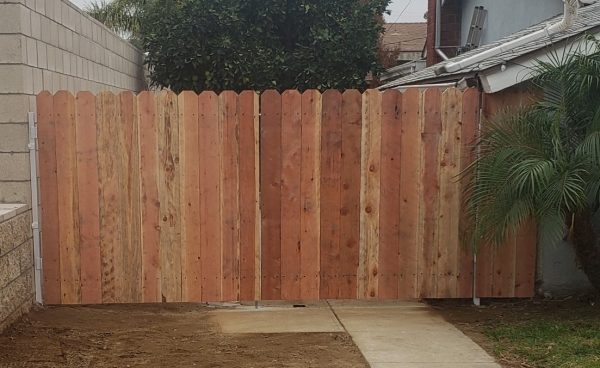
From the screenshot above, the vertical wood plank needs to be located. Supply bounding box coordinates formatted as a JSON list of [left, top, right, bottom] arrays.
[[75, 92, 101, 304], [419, 88, 442, 298], [339, 90, 362, 299], [199, 91, 222, 302], [38, 92, 62, 304], [138, 92, 161, 303], [220, 91, 241, 301], [378, 90, 402, 300], [493, 235, 517, 297], [436, 89, 463, 298], [179, 91, 201, 302], [398, 89, 421, 298], [260, 90, 282, 300], [359, 90, 382, 299], [280, 90, 302, 300], [239, 91, 260, 301], [476, 93, 499, 298], [97, 92, 120, 303], [320, 90, 343, 299], [300, 90, 321, 300], [157, 91, 182, 302], [514, 220, 537, 297], [54, 91, 81, 304], [118, 92, 142, 303], [457, 88, 479, 298]]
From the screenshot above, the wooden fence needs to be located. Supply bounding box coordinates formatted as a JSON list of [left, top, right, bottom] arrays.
[[36, 88, 537, 305]]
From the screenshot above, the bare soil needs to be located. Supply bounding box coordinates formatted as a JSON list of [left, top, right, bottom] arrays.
[[0, 304, 368, 368]]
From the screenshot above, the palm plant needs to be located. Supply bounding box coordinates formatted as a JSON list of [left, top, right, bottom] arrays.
[[465, 36, 600, 291], [86, 0, 150, 40]]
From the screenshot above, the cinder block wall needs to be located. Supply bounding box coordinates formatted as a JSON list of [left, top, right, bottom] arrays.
[[0, 204, 33, 330], [0, 0, 145, 331], [0, 0, 146, 204]]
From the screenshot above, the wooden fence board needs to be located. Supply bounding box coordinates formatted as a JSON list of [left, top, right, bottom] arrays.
[[97, 92, 120, 303], [37, 92, 61, 304], [38, 88, 539, 304], [378, 90, 402, 299], [339, 90, 362, 299], [157, 91, 182, 302], [260, 90, 282, 300], [398, 89, 421, 298], [457, 88, 478, 298], [419, 88, 442, 298], [54, 91, 80, 304], [239, 91, 260, 301], [75, 92, 101, 304], [320, 90, 343, 299], [220, 91, 241, 301], [138, 92, 161, 303], [280, 90, 302, 300], [300, 90, 321, 300], [199, 91, 222, 301], [359, 90, 382, 299], [515, 220, 537, 297], [119, 91, 142, 303], [179, 91, 201, 301], [436, 89, 463, 298]]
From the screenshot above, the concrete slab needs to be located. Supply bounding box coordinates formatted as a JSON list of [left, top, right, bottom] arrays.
[[209, 301, 500, 367], [332, 303, 500, 368], [210, 306, 344, 334]]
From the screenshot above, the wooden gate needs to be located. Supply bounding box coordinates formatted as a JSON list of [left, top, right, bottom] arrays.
[[36, 88, 536, 305]]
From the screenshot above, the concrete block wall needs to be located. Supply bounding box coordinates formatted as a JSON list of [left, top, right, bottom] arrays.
[[0, 0, 146, 204], [0, 0, 145, 331], [0, 204, 33, 330]]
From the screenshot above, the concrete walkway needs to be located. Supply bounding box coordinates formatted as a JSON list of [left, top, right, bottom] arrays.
[[210, 301, 500, 368]]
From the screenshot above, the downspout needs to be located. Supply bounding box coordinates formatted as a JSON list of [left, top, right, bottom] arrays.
[[28, 112, 43, 304], [435, 0, 579, 75], [435, 0, 450, 61]]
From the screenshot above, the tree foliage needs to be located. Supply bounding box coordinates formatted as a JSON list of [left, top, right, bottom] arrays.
[[138, 0, 390, 92], [464, 36, 600, 290]]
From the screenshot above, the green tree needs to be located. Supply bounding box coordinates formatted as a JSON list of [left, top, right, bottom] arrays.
[[139, 0, 389, 92], [464, 37, 600, 290]]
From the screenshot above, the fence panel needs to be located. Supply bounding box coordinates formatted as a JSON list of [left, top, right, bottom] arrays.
[[36, 88, 537, 304]]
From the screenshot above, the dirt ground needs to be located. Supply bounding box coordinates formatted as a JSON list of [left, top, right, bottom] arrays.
[[430, 297, 600, 368], [0, 304, 368, 368]]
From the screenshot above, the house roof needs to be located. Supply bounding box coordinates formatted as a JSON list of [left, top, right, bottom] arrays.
[[381, 23, 427, 52], [381, 2, 600, 89]]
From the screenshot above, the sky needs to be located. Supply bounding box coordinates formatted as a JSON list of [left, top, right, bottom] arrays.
[[70, 0, 427, 23]]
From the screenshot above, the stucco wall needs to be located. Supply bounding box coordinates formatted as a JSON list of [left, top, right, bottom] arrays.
[[459, 0, 564, 46], [0, 204, 33, 331], [0, 0, 146, 205]]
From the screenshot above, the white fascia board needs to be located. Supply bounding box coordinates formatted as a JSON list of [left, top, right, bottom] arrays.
[[479, 31, 600, 94]]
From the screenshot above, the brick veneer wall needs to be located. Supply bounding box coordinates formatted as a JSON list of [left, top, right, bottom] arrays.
[[0, 205, 33, 331]]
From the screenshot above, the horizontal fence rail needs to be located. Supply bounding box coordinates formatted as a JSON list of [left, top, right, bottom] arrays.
[[36, 88, 536, 305]]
